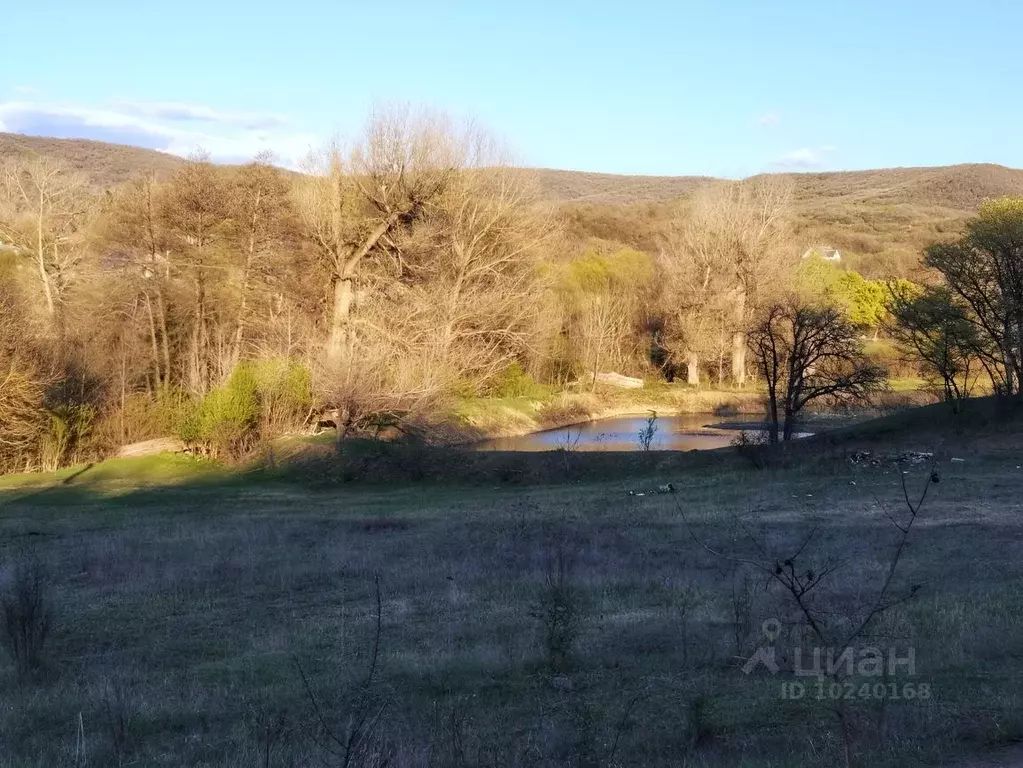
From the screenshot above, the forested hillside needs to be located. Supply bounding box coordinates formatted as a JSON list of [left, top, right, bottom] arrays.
[[2, 120, 1023, 473]]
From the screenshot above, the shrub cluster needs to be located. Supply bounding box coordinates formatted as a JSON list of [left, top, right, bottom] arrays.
[[180, 359, 311, 459]]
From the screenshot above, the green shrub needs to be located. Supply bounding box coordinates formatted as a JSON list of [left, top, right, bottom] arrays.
[[181, 367, 260, 458], [39, 403, 95, 472], [181, 359, 312, 458], [487, 362, 551, 399], [251, 358, 313, 437]]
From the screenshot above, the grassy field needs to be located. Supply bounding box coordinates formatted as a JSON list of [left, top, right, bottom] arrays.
[[0, 400, 1021, 767]]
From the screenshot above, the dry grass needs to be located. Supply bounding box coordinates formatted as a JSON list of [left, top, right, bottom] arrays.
[[0, 401, 1020, 766]]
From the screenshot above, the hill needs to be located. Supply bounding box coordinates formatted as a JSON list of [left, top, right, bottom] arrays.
[[554, 164, 1023, 274], [4, 131, 1023, 275], [5, 131, 1022, 208], [0, 132, 186, 188], [528, 167, 716, 204]]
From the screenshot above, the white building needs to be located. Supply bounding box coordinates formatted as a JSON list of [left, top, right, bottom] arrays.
[[801, 246, 841, 262]]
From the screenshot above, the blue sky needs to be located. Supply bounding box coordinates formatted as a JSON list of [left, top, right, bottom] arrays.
[[1, 0, 1020, 176]]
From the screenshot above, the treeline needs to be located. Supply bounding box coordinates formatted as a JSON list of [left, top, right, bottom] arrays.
[[1, 107, 1021, 471]]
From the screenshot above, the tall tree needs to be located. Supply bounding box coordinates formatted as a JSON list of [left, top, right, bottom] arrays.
[[405, 165, 556, 386], [660, 203, 732, 385], [104, 173, 174, 389], [924, 198, 1023, 397], [293, 107, 459, 360], [0, 157, 93, 330], [660, 178, 791, 386], [887, 283, 986, 410], [162, 152, 231, 394], [749, 299, 886, 442], [229, 154, 294, 368]]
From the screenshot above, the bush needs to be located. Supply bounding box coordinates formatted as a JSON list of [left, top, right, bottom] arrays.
[[537, 395, 592, 427], [0, 358, 49, 474], [254, 359, 313, 437], [0, 560, 54, 681], [181, 366, 260, 458], [39, 403, 96, 472], [731, 429, 769, 469], [94, 389, 192, 449], [486, 362, 552, 400], [181, 359, 312, 459], [39, 354, 106, 470], [531, 537, 582, 676]]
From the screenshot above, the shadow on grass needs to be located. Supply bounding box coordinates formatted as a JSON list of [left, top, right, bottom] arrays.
[[2, 396, 1021, 512]]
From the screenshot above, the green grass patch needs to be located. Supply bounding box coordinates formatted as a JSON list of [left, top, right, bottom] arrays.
[[0, 452, 224, 495]]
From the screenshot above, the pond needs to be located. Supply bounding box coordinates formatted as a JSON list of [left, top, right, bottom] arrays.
[[474, 413, 802, 452]]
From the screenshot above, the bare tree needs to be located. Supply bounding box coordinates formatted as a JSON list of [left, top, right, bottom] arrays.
[[229, 153, 294, 368], [660, 196, 732, 385], [294, 107, 460, 361], [315, 337, 449, 450], [0, 282, 50, 471], [161, 151, 231, 394], [723, 178, 793, 386], [660, 178, 792, 386], [749, 299, 887, 442], [0, 156, 94, 329], [103, 173, 174, 389], [404, 164, 556, 387], [578, 292, 633, 390]]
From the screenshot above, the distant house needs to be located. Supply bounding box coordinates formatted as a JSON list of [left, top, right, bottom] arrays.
[[801, 246, 841, 262]]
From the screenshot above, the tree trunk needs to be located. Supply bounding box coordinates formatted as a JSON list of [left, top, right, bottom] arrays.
[[232, 194, 260, 369], [732, 331, 746, 388], [144, 292, 162, 388], [327, 274, 357, 361], [155, 286, 171, 390], [782, 404, 795, 441], [1016, 313, 1023, 398], [191, 266, 210, 394], [732, 289, 747, 387], [35, 201, 56, 318], [324, 213, 400, 362], [1001, 325, 1016, 397], [687, 352, 700, 386], [767, 389, 780, 444]]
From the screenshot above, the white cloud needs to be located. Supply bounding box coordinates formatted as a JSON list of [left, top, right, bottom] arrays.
[[755, 111, 780, 127], [772, 145, 837, 170], [112, 100, 291, 129], [0, 100, 319, 168]]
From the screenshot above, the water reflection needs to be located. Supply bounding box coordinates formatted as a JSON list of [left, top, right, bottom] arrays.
[[474, 413, 788, 452]]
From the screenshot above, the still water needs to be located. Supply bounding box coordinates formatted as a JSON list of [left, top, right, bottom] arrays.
[[474, 413, 771, 452]]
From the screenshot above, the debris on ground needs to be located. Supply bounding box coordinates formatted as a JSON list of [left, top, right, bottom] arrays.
[[848, 450, 935, 467], [628, 482, 675, 497]]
